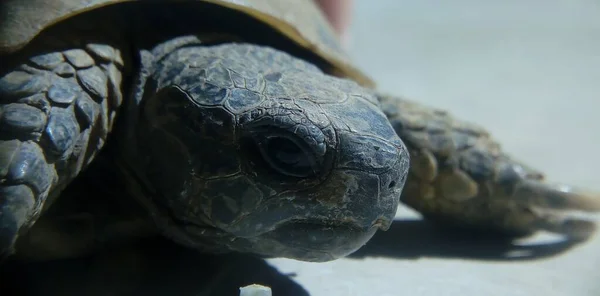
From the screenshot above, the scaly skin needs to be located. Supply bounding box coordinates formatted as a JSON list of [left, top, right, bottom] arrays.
[[3, 34, 408, 262], [4, 38, 600, 263], [116, 39, 406, 262], [1, 6, 599, 264], [379, 94, 600, 240], [0, 25, 128, 257]]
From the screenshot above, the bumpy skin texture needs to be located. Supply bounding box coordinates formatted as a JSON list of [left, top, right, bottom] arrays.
[[3, 35, 600, 264], [2, 32, 599, 265], [1, 9, 599, 267], [0, 29, 126, 256], [379, 94, 600, 240], [118, 39, 407, 262]]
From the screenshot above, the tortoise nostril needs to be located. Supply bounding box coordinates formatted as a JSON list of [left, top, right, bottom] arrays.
[[388, 181, 396, 188]]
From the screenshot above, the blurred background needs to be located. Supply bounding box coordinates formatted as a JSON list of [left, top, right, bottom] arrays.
[[268, 1, 600, 295]]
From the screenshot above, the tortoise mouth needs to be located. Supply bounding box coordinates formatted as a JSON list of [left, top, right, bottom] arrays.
[[259, 220, 381, 260]]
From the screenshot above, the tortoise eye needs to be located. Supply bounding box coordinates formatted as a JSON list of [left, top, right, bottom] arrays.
[[240, 109, 327, 179], [257, 135, 316, 178]]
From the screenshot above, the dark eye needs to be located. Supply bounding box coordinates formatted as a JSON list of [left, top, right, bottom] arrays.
[[257, 136, 316, 178]]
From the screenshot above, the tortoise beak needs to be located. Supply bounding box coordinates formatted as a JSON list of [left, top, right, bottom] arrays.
[[258, 220, 382, 261], [372, 217, 393, 231]]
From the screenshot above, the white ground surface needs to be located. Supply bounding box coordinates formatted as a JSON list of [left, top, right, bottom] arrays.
[[267, 1, 600, 295]]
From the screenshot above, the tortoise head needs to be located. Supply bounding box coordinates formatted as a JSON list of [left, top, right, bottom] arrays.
[[131, 43, 409, 262]]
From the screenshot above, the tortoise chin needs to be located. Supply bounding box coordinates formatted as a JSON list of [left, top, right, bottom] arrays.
[[124, 43, 409, 261], [252, 221, 381, 262]]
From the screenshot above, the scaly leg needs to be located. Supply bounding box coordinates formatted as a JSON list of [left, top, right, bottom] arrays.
[[378, 94, 600, 240], [0, 31, 127, 257]]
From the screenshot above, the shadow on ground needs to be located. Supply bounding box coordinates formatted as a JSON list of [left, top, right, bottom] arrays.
[[0, 219, 586, 296], [350, 218, 585, 261], [0, 238, 309, 296]]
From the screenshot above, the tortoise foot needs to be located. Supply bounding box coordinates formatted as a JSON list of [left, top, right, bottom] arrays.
[[377, 93, 600, 241], [0, 36, 126, 256]]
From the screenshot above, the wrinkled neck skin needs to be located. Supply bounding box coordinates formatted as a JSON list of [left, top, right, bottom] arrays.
[[116, 35, 409, 262], [118, 36, 232, 253]]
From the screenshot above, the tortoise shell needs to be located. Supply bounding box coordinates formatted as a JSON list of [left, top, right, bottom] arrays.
[[0, 0, 375, 87]]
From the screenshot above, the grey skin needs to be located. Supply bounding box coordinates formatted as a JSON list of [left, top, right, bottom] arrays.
[[0, 32, 407, 261], [117, 39, 408, 261], [1, 6, 598, 265]]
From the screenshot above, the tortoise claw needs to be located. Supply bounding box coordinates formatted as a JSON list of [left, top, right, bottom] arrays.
[[514, 179, 600, 212], [534, 215, 596, 241], [512, 180, 599, 241], [401, 176, 600, 241]]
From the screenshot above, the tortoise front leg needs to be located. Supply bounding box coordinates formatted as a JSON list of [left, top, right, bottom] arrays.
[[0, 36, 127, 257], [377, 94, 600, 240]]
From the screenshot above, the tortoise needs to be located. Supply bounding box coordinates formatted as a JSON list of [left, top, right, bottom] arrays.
[[1, 0, 599, 270]]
